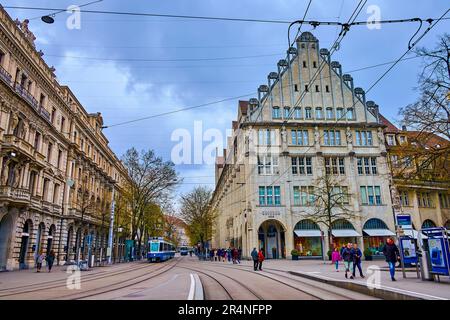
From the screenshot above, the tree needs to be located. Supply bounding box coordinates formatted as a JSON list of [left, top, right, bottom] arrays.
[[179, 186, 215, 249], [399, 33, 450, 178], [301, 173, 359, 249], [121, 148, 179, 257]]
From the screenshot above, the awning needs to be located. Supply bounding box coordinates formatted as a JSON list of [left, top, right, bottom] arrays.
[[332, 229, 361, 237], [363, 229, 395, 237], [402, 229, 428, 239], [294, 230, 322, 237]]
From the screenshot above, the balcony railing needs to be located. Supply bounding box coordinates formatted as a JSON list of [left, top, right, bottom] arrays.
[[3, 134, 34, 157], [15, 84, 39, 110], [0, 65, 12, 86], [39, 106, 51, 122], [0, 186, 31, 202]]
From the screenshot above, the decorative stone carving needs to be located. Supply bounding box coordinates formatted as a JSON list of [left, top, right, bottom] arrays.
[[10, 112, 19, 134], [346, 127, 353, 144], [377, 128, 385, 145], [14, 19, 36, 47]]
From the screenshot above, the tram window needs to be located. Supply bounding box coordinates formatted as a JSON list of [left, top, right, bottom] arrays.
[[160, 243, 164, 251]]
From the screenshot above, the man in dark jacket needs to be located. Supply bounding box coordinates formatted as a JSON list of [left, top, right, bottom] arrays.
[[251, 248, 258, 271], [341, 243, 354, 279], [352, 243, 364, 278], [383, 238, 400, 281]]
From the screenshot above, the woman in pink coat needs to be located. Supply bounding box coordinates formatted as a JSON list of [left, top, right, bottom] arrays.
[[331, 247, 341, 272]]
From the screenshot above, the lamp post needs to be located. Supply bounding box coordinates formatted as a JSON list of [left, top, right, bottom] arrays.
[[107, 184, 115, 264]]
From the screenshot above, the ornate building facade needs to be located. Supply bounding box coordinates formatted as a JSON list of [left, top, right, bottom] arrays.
[[211, 32, 396, 259], [0, 8, 128, 271]]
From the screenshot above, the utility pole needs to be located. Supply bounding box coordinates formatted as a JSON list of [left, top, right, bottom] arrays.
[[107, 185, 115, 264]]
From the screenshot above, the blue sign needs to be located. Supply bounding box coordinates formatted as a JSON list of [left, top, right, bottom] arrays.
[[422, 227, 450, 277], [399, 237, 417, 265], [397, 214, 412, 229]]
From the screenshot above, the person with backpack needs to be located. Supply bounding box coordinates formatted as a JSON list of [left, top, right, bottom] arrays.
[[352, 243, 364, 278], [251, 248, 258, 271], [341, 243, 354, 279]]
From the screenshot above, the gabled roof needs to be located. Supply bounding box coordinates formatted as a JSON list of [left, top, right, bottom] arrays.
[[405, 131, 450, 148], [379, 114, 399, 133]]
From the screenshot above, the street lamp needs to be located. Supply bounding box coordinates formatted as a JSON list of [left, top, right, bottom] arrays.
[[41, 15, 55, 24]]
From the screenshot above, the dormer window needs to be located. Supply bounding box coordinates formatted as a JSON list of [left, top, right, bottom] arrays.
[[387, 135, 395, 146], [399, 136, 406, 144]]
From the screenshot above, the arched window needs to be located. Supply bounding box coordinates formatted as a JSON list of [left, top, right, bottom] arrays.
[[331, 219, 355, 230], [421, 219, 436, 229], [363, 218, 388, 230], [295, 219, 320, 230]]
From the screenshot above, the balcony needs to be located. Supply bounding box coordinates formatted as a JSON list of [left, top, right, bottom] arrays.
[[39, 106, 51, 122], [15, 84, 39, 110], [0, 186, 31, 204], [0, 65, 12, 86], [3, 134, 34, 159]]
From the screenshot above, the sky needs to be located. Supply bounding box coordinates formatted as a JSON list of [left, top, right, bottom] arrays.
[[3, 0, 449, 206]]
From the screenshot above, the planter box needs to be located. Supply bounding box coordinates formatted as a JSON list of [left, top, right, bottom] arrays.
[[292, 255, 299, 260]]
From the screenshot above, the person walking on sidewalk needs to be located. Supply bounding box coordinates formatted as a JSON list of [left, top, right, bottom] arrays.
[[341, 243, 354, 279], [46, 250, 56, 272], [36, 251, 45, 273], [331, 247, 341, 272], [352, 243, 364, 278], [383, 238, 400, 281], [251, 248, 259, 271], [257, 249, 265, 271], [237, 247, 242, 264], [227, 247, 232, 263]]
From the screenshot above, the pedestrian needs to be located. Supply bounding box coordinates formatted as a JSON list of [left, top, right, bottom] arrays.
[[232, 248, 239, 264], [46, 250, 56, 272], [383, 237, 400, 281], [331, 247, 341, 272], [339, 244, 346, 257], [352, 243, 364, 278], [36, 251, 45, 273], [222, 249, 227, 262], [251, 248, 259, 271], [237, 247, 242, 264], [227, 247, 232, 263], [341, 243, 354, 279], [257, 249, 265, 271], [209, 249, 214, 261]]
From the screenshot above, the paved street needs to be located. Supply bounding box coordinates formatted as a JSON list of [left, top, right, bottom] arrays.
[[1, 255, 447, 300]]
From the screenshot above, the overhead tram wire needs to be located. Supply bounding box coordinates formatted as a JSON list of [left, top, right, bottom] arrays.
[[216, 6, 450, 212]]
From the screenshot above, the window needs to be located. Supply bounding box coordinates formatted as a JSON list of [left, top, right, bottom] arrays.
[[294, 107, 301, 119], [51, 107, 56, 124], [399, 136, 406, 144], [400, 191, 410, 206], [57, 149, 63, 169], [39, 94, 46, 107], [417, 192, 434, 208], [257, 155, 279, 175], [315, 85, 320, 92], [272, 106, 281, 119], [387, 135, 395, 146], [293, 186, 315, 206], [34, 131, 41, 150], [303, 61, 307, 68], [43, 179, 50, 201], [313, 61, 317, 68], [284, 107, 290, 119], [336, 108, 344, 119], [305, 85, 309, 92], [29, 171, 37, 196], [324, 157, 345, 175], [259, 186, 281, 206], [332, 186, 349, 204], [0, 50, 4, 65], [294, 84, 298, 92], [357, 157, 377, 175], [326, 107, 334, 119], [61, 116, 65, 132], [360, 186, 382, 205], [291, 156, 313, 175], [53, 184, 60, 204], [323, 130, 341, 146], [325, 85, 330, 92], [258, 129, 276, 145], [47, 142, 53, 162], [347, 108, 354, 120], [291, 130, 309, 146], [315, 107, 323, 119], [355, 130, 373, 146], [305, 107, 312, 119], [439, 193, 449, 208]]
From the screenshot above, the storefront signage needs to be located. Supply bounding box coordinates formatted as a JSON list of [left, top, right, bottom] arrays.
[[260, 210, 282, 218], [399, 237, 417, 264]]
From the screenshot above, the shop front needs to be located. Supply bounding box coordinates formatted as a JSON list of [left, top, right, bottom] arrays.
[[257, 220, 286, 259], [331, 219, 361, 248], [293, 220, 323, 258], [362, 218, 395, 256]]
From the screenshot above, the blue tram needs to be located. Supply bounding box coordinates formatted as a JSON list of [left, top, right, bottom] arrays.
[[147, 237, 176, 262]]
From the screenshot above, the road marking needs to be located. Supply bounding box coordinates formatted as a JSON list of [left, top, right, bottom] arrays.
[[187, 273, 195, 300]]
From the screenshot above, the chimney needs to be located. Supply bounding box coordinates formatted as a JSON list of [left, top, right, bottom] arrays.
[[402, 125, 407, 131]]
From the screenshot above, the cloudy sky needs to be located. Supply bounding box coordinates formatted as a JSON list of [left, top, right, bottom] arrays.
[[3, 0, 449, 204]]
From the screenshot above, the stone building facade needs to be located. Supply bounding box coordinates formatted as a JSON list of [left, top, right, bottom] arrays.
[[211, 32, 396, 259], [0, 8, 128, 271], [380, 115, 450, 235]]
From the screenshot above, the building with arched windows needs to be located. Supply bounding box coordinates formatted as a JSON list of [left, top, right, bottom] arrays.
[[210, 32, 396, 259], [0, 8, 129, 270]]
